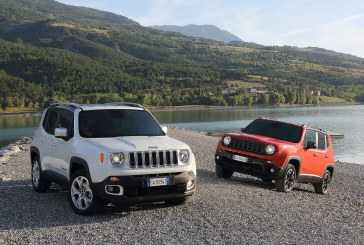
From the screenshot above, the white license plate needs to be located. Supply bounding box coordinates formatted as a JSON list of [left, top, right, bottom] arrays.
[[149, 177, 169, 187], [232, 155, 248, 163]]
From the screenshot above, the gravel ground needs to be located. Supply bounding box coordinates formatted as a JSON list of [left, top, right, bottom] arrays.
[[0, 128, 363, 245]]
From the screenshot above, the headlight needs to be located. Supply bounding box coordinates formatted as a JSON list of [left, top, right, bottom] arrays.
[[223, 136, 232, 146], [179, 149, 190, 163], [265, 145, 276, 155], [110, 153, 125, 165]]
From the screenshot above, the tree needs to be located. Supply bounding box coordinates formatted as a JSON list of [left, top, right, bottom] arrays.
[[1, 96, 9, 111]]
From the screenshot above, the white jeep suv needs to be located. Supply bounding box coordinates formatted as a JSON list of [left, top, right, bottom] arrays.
[[30, 103, 196, 215]]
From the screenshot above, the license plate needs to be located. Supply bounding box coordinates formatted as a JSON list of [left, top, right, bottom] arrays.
[[149, 177, 169, 187], [232, 155, 248, 163]]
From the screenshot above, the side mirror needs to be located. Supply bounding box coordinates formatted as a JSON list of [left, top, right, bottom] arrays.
[[305, 141, 316, 149], [55, 128, 68, 139], [241, 127, 245, 132], [161, 126, 168, 134]]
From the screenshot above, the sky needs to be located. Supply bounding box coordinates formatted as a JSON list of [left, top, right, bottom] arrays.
[[57, 0, 364, 58]]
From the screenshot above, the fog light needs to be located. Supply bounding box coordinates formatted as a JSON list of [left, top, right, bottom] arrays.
[[186, 180, 195, 191], [105, 185, 124, 196], [216, 155, 220, 160], [270, 168, 275, 173]]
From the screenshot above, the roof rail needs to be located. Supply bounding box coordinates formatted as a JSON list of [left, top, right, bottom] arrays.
[[50, 102, 82, 109], [104, 102, 144, 109]]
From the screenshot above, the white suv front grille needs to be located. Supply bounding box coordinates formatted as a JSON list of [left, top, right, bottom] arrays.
[[129, 150, 179, 169]]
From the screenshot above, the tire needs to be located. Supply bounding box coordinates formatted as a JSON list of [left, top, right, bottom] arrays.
[[216, 164, 234, 179], [69, 169, 99, 215], [276, 164, 296, 192], [313, 170, 332, 195], [165, 197, 188, 206], [31, 157, 51, 192]]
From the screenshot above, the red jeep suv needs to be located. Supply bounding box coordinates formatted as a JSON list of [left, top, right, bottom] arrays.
[[215, 119, 335, 194]]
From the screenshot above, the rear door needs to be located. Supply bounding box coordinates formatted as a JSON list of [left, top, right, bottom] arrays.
[[301, 129, 319, 176], [314, 132, 329, 176]]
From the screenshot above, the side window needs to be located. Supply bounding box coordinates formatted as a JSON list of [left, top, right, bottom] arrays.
[[57, 109, 74, 138], [304, 129, 317, 148], [45, 110, 58, 135], [318, 132, 327, 150]]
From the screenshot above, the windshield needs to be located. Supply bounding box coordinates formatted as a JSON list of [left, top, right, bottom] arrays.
[[79, 109, 164, 138], [244, 119, 303, 143]]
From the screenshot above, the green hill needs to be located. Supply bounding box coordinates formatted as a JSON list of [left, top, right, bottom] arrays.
[[0, 0, 363, 110]]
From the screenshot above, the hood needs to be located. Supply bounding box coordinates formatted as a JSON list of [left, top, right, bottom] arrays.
[[84, 136, 189, 152], [226, 132, 296, 146]]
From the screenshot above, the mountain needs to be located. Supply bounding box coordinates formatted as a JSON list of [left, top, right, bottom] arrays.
[[151, 24, 242, 43], [0, 0, 364, 110]]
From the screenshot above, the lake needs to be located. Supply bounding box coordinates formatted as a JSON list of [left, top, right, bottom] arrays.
[[0, 105, 363, 164]]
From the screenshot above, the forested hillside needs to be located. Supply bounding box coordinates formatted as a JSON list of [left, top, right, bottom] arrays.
[[151, 25, 242, 43], [0, 0, 364, 111]]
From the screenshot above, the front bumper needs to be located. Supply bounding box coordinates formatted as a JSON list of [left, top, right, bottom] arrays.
[[93, 171, 196, 205], [215, 151, 282, 179]]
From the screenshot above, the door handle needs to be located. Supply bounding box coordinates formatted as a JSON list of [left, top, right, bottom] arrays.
[[313, 153, 318, 157]]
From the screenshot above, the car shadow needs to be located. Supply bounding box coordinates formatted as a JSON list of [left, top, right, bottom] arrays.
[[0, 179, 180, 231], [197, 168, 315, 193], [197, 168, 275, 190]]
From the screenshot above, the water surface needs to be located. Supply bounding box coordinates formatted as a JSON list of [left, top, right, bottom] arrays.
[[0, 105, 363, 164]]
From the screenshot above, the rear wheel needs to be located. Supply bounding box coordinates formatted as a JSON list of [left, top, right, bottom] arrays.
[[31, 158, 51, 192], [313, 170, 332, 194], [276, 164, 296, 192], [69, 170, 99, 215], [216, 164, 234, 179]]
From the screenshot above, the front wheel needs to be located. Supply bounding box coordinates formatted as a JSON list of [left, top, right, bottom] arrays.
[[69, 170, 98, 215], [313, 170, 332, 194], [31, 158, 51, 192], [276, 164, 296, 192], [216, 164, 234, 179]]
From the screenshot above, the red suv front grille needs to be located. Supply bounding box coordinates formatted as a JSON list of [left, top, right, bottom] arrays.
[[230, 138, 266, 155]]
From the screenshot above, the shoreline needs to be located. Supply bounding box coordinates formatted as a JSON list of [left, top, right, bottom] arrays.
[[0, 102, 361, 115]]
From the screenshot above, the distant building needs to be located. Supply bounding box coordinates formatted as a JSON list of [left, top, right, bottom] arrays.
[[249, 88, 268, 94], [311, 90, 321, 96]]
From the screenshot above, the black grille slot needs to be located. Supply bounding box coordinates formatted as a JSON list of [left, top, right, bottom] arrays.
[[152, 152, 157, 166], [172, 151, 178, 164], [137, 152, 143, 166], [159, 151, 164, 165], [166, 151, 171, 165], [129, 153, 135, 167], [144, 152, 150, 166], [230, 138, 266, 155]]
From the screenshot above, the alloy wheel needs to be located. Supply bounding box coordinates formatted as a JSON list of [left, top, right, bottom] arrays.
[[284, 168, 296, 192], [71, 176, 94, 210], [32, 160, 40, 187]]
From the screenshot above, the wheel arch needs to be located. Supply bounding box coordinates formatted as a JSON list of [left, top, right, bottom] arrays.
[[326, 165, 335, 177], [30, 146, 40, 163], [286, 156, 301, 176], [69, 157, 90, 180]]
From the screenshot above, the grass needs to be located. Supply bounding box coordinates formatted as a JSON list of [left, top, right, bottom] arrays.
[[0, 107, 39, 114], [225, 80, 266, 89], [319, 96, 349, 104]]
